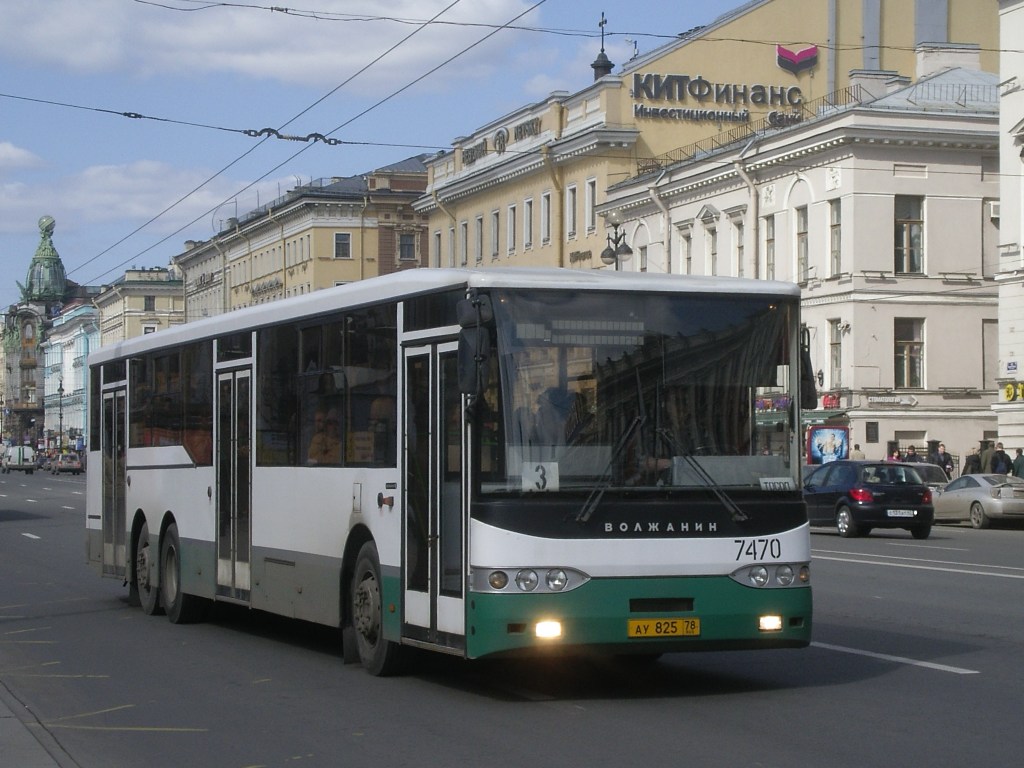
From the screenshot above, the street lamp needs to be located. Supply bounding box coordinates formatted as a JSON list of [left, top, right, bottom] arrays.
[[601, 210, 633, 270], [57, 378, 64, 453]]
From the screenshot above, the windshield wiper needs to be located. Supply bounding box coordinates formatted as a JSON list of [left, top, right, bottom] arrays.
[[574, 413, 644, 523], [657, 428, 749, 524]]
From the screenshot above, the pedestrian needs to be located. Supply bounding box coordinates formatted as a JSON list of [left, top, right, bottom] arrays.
[[990, 442, 1012, 474], [980, 442, 995, 476], [1013, 448, 1024, 478], [850, 443, 865, 459], [929, 443, 954, 478], [886, 449, 902, 462], [962, 447, 982, 475], [904, 445, 923, 463]]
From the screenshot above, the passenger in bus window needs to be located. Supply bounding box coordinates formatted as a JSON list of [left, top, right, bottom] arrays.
[[307, 407, 341, 465]]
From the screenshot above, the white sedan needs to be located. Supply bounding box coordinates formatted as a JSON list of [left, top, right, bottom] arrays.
[[933, 473, 1024, 528]]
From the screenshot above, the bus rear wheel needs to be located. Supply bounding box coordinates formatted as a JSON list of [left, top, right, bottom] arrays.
[[160, 523, 206, 624], [136, 520, 163, 615], [351, 542, 404, 676]]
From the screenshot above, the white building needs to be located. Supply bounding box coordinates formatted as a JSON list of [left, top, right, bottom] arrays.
[[603, 54, 1001, 465], [997, 0, 1024, 449]]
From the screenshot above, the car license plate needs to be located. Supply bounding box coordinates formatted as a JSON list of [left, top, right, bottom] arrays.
[[627, 618, 700, 638], [887, 509, 915, 518]]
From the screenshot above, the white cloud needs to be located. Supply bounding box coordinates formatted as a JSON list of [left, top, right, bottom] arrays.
[[0, 142, 42, 172]]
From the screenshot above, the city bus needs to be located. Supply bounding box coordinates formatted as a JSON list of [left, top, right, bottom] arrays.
[[85, 268, 814, 675]]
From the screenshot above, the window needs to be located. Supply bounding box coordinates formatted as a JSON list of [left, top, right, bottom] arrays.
[[448, 227, 456, 268], [894, 318, 923, 388], [708, 227, 718, 276], [433, 231, 441, 268], [585, 178, 597, 232], [894, 196, 923, 273], [795, 206, 808, 281], [490, 210, 500, 259], [144, 295, 156, 312], [524, 198, 534, 249], [829, 319, 842, 388], [683, 232, 692, 274], [765, 215, 775, 280], [507, 204, 517, 254], [541, 192, 551, 243], [829, 199, 842, 276], [334, 232, 352, 259], [399, 233, 416, 261], [735, 221, 745, 278], [566, 185, 578, 239], [459, 221, 468, 266], [475, 216, 484, 263]]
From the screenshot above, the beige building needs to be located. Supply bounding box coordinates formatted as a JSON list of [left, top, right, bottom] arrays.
[[175, 156, 430, 319], [997, 0, 1024, 451], [603, 60, 1001, 463], [93, 267, 185, 345]]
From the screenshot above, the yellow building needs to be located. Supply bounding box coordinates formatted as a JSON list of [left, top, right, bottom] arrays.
[[175, 156, 430, 319], [415, 0, 997, 271], [93, 267, 185, 345]]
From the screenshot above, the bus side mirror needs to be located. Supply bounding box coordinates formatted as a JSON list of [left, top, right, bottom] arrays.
[[458, 327, 491, 396]]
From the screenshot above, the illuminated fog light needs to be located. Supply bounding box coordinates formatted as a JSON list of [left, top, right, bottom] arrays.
[[798, 565, 810, 584], [515, 569, 539, 591], [749, 566, 769, 587], [546, 569, 568, 591], [535, 620, 562, 639], [488, 571, 509, 590], [759, 615, 784, 632], [775, 565, 795, 587]]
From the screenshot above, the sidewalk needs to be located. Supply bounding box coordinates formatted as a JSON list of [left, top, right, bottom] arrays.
[[0, 684, 64, 768]]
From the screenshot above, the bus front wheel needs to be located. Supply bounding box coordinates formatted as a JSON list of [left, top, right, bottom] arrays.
[[351, 542, 404, 676]]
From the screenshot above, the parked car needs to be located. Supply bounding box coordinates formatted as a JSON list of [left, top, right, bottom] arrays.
[[933, 473, 1024, 528], [913, 463, 951, 494], [803, 460, 933, 539], [52, 453, 83, 475]]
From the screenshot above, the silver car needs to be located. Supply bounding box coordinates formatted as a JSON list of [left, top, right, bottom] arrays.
[[932, 473, 1024, 528], [912, 463, 951, 494]]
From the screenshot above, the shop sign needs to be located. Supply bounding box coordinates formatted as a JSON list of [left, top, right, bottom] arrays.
[[632, 72, 804, 124], [462, 138, 488, 165]]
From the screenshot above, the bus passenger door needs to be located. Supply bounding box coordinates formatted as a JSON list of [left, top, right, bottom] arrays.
[[216, 368, 252, 601], [101, 388, 127, 578], [403, 343, 465, 649]]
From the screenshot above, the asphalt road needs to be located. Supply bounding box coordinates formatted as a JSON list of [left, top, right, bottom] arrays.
[[1, 470, 1022, 768]]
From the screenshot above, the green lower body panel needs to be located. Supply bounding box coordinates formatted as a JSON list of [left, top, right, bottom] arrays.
[[465, 576, 811, 659]]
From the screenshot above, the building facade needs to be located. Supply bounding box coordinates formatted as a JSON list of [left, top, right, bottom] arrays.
[[603, 62, 1001, 463], [93, 266, 185, 346], [174, 155, 430, 319], [41, 302, 100, 452], [413, 0, 1000, 466], [997, 0, 1024, 449]]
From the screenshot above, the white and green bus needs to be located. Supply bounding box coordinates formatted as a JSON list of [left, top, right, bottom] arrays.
[[86, 268, 814, 674]]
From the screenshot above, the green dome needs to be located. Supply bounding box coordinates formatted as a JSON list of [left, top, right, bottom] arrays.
[[21, 215, 67, 302]]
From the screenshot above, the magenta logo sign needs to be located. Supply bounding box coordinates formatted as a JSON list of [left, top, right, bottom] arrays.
[[776, 44, 818, 75]]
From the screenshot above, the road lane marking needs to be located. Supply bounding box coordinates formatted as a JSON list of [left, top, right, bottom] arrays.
[[21, 533, 41, 540], [812, 642, 979, 675], [813, 554, 1024, 579], [886, 542, 970, 552], [814, 548, 1024, 573], [61, 506, 75, 510]]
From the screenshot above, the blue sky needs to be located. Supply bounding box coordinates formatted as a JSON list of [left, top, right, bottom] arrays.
[[0, 0, 740, 309]]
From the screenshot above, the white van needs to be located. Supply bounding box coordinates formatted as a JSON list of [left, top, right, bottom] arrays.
[[2, 445, 36, 474]]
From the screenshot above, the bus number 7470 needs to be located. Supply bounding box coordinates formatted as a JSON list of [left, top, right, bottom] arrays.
[[735, 538, 782, 561]]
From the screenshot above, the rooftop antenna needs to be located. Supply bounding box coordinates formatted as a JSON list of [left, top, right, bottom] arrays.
[[625, 38, 639, 60]]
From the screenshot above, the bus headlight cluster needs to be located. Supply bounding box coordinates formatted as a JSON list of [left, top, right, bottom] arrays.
[[730, 563, 810, 589], [473, 567, 588, 594]]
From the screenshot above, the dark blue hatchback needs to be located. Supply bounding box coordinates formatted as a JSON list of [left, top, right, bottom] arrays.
[[803, 460, 933, 539]]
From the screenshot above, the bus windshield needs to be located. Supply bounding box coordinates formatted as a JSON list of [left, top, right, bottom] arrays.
[[480, 288, 799, 494]]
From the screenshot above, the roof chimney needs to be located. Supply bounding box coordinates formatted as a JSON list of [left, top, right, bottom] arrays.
[[916, 42, 982, 80]]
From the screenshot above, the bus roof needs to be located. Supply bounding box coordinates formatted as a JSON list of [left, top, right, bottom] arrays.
[[87, 267, 800, 366]]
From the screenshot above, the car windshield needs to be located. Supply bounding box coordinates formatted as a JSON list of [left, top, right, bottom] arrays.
[[860, 464, 924, 484], [915, 465, 948, 484], [982, 474, 1024, 486]]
